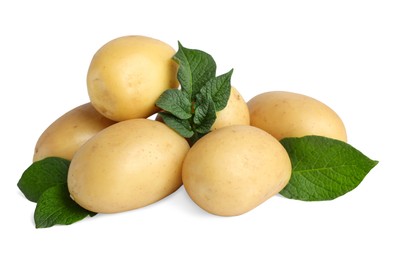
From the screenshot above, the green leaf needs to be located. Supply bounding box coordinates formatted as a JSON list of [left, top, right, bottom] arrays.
[[17, 157, 70, 202], [34, 184, 96, 228], [173, 42, 217, 99], [156, 42, 233, 144], [194, 93, 217, 134], [200, 69, 234, 111], [279, 136, 379, 201], [159, 112, 194, 138], [156, 89, 192, 119]]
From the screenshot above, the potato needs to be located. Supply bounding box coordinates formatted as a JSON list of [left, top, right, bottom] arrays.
[[87, 35, 179, 121], [211, 87, 250, 130], [33, 103, 116, 162], [67, 119, 190, 213], [182, 125, 291, 216], [248, 91, 347, 142]]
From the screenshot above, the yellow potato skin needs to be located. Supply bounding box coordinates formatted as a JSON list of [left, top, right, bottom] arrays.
[[248, 91, 347, 142], [33, 103, 116, 162], [67, 119, 190, 213], [211, 87, 250, 130], [182, 125, 291, 216], [87, 35, 179, 121]]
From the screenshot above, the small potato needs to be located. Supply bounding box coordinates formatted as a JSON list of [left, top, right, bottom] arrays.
[[33, 103, 116, 161], [248, 91, 347, 142], [211, 87, 250, 130], [182, 125, 291, 216], [67, 119, 190, 213], [87, 35, 179, 121]]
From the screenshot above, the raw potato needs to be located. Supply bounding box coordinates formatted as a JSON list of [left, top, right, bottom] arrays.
[[211, 87, 250, 130], [67, 119, 190, 213], [248, 91, 347, 142], [182, 125, 291, 216], [87, 35, 179, 121], [33, 103, 116, 161]]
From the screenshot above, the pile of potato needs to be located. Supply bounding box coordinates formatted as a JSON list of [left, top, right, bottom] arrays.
[[34, 35, 347, 216]]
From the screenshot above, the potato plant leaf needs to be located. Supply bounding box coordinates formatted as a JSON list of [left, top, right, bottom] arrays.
[[173, 42, 217, 99], [156, 42, 233, 145], [155, 89, 192, 119], [158, 112, 194, 138], [200, 69, 233, 111], [34, 184, 96, 228], [18, 157, 97, 228], [17, 157, 70, 202], [279, 136, 379, 201], [194, 93, 217, 133]]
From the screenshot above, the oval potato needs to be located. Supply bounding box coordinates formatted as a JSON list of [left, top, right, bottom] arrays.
[[67, 119, 190, 213], [33, 103, 116, 161], [87, 35, 179, 121], [248, 91, 347, 142], [211, 87, 250, 130], [182, 125, 291, 216]]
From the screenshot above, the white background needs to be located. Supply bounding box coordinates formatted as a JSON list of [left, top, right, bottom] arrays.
[[1, 0, 404, 259]]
